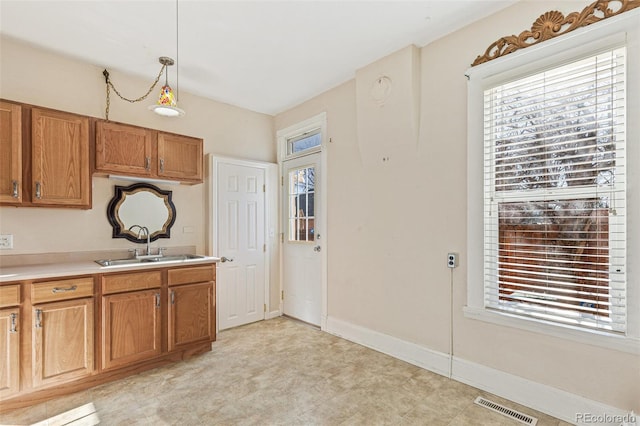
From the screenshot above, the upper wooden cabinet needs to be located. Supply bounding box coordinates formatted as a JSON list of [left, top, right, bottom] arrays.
[[95, 120, 203, 184], [0, 103, 91, 208], [31, 108, 91, 208], [95, 121, 154, 177], [0, 101, 23, 203], [157, 132, 203, 183]]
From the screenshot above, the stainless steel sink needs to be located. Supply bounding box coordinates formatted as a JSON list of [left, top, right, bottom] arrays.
[[95, 254, 206, 267]]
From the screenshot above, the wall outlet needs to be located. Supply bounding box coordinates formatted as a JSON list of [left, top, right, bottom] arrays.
[[447, 252, 458, 268], [0, 234, 14, 249]]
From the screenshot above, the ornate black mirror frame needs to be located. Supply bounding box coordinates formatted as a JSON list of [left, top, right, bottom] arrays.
[[107, 183, 177, 243]]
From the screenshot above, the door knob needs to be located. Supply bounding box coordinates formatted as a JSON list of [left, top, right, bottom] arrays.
[[221, 256, 234, 263], [313, 246, 321, 252]]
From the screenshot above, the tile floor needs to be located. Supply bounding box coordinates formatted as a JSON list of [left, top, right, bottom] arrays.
[[1, 317, 573, 425]]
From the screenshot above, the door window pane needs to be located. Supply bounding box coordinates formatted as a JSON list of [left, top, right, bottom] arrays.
[[288, 166, 315, 242]]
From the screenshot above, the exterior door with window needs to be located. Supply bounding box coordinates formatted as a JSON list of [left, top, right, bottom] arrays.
[[282, 152, 321, 326], [217, 162, 266, 330]]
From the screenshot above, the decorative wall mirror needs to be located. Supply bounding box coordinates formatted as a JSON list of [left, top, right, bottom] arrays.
[[107, 183, 177, 243]]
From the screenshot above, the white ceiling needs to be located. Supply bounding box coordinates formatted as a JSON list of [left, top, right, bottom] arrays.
[[0, 0, 517, 115]]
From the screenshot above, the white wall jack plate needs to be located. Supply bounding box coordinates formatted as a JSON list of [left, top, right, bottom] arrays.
[[0, 234, 14, 249], [447, 252, 458, 268]]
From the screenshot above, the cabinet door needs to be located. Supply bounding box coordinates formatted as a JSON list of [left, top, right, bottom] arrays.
[[0, 308, 20, 398], [32, 298, 94, 388], [0, 101, 22, 203], [102, 290, 162, 370], [31, 108, 90, 208], [168, 282, 214, 351], [95, 121, 154, 177], [157, 133, 203, 183]]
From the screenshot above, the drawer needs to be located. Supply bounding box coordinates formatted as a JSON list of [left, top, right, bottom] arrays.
[[32, 277, 94, 304], [168, 265, 215, 286], [0, 285, 20, 308], [102, 271, 162, 295]]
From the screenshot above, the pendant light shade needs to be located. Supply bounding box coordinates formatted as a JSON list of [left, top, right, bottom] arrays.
[[149, 57, 185, 117]]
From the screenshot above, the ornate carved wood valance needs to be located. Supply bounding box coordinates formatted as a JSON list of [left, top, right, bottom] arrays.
[[472, 0, 640, 67]]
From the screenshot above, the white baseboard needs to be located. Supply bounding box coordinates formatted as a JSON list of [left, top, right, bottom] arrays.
[[325, 315, 450, 376], [325, 315, 633, 425]]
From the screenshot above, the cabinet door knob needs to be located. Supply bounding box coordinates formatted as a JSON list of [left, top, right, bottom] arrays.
[[12, 180, 19, 198], [171, 290, 175, 305], [155, 293, 161, 308], [145, 157, 151, 171], [159, 159, 165, 173], [35, 182, 42, 199]]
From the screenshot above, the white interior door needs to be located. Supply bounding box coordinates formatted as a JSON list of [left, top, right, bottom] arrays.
[[217, 162, 266, 330], [282, 152, 322, 326]]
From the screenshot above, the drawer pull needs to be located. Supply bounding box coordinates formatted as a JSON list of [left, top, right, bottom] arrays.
[[155, 293, 161, 308], [9, 313, 18, 333], [12, 180, 19, 198], [170, 290, 175, 305], [35, 309, 42, 328], [159, 158, 165, 173], [145, 156, 151, 171], [35, 182, 42, 199], [52, 285, 78, 293]]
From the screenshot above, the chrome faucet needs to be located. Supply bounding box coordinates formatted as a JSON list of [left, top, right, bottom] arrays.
[[128, 225, 151, 257]]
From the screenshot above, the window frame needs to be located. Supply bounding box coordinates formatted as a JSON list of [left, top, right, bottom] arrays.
[[465, 10, 640, 354]]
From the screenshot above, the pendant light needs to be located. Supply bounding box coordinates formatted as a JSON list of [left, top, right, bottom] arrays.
[[150, 0, 184, 117], [102, 0, 185, 119], [148, 56, 185, 117]]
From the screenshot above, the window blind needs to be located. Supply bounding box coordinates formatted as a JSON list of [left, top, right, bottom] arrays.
[[483, 47, 627, 333]]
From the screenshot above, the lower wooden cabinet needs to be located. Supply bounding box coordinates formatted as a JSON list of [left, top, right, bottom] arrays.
[[168, 281, 214, 351], [0, 262, 216, 412], [0, 307, 20, 398], [102, 289, 162, 370], [31, 298, 94, 388]]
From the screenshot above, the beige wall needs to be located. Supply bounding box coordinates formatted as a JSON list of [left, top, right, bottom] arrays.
[[0, 36, 275, 256], [275, 0, 639, 412]]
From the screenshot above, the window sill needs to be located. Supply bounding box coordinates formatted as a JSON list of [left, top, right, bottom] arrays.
[[463, 306, 640, 355]]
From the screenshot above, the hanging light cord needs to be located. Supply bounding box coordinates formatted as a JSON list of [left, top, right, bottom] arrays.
[[175, 0, 180, 102], [102, 65, 166, 120]]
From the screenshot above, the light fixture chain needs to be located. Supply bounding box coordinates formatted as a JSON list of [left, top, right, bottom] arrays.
[[103, 65, 166, 120]]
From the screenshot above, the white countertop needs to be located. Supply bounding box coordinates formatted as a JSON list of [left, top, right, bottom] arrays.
[[0, 256, 220, 283]]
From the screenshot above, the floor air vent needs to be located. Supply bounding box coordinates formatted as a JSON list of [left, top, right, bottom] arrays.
[[474, 396, 538, 425]]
